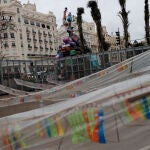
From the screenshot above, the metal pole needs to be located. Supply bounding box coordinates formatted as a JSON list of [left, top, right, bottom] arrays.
[[0, 57, 4, 85], [77, 56, 80, 78], [7, 60, 10, 87], [24, 60, 27, 75], [109, 50, 113, 66]]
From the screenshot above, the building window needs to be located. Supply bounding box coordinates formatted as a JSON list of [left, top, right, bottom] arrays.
[[42, 24, 45, 28], [48, 32, 52, 37], [18, 17, 21, 22], [4, 42, 8, 48], [47, 25, 50, 29], [26, 27, 30, 33], [21, 42, 23, 47], [17, 8, 20, 13], [36, 22, 40, 27], [32, 29, 36, 34], [4, 33, 8, 39], [27, 34, 30, 38], [30, 21, 35, 25], [24, 19, 29, 24], [9, 24, 15, 30], [20, 34, 22, 39], [12, 42, 16, 47], [10, 33, 15, 38]]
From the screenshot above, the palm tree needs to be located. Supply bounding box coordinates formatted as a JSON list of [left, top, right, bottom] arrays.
[[87, 1, 109, 68], [145, 0, 150, 45], [87, 1, 104, 51], [118, 0, 130, 48], [77, 7, 86, 53]]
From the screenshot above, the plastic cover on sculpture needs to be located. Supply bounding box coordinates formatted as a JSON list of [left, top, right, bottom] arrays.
[[14, 78, 55, 90], [0, 50, 149, 107], [0, 84, 31, 96], [0, 73, 150, 150]]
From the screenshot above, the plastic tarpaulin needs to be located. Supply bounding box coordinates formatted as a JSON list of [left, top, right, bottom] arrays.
[[0, 84, 30, 96], [14, 79, 55, 90], [0, 74, 149, 150], [0, 50, 149, 108]]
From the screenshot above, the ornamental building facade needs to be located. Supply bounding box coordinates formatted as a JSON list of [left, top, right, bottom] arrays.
[[0, 0, 57, 60]]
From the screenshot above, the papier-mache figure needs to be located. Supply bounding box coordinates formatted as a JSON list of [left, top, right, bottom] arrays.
[[67, 26, 74, 37], [63, 7, 68, 25], [67, 12, 73, 28]]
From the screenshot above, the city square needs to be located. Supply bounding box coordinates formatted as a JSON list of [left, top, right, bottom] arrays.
[[0, 0, 150, 150]]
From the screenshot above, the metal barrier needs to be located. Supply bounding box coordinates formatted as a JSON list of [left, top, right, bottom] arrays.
[[51, 46, 150, 81], [0, 45, 149, 87]]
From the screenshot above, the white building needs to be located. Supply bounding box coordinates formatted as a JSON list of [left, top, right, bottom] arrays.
[[0, 0, 57, 60], [58, 19, 123, 53], [0, 0, 12, 4], [58, 20, 98, 53]]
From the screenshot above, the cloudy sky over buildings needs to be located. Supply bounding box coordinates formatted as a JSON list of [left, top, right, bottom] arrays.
[[22, 0, 146, 41]]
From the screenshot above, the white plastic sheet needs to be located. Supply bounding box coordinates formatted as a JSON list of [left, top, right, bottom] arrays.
[[0, 74, 149, 150], [0, 84, 30, 96], [14, 78, 55, 90], [0, 51, 149, 108]]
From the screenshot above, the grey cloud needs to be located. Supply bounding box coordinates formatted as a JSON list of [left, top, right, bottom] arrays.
[[21, 0, 148, 41]]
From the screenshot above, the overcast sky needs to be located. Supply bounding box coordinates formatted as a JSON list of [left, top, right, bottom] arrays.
[[21, 0, 148, 41]]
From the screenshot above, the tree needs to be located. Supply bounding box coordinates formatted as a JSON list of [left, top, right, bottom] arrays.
[[118, 0, 130, 48], [144, 0, 150, 45], [77, 7, 86, 53], [87, 1, 104, 51], [87, 1, 109, 68]]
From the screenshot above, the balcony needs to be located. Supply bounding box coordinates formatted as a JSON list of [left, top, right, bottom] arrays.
[[4, 44, 9, 48], [27, 38, 31, 42], [28, 45, 32, 50], [48, 33, 52, 38], [40, 46, 43, 51], [32, 30, 36, 35], [12, 43, 16, 47], [39, 39, 43, 43], [49, 40, 52, 45], [33, 38, 37, 42], [50, 47, 53, 51], [44, 40, 48, 44], [34, 46, 38, 50], [26, 29, 30, 33], [43, 32, 47, 37], [9, 24, 15, 30], [45, 47, 49, 51], [4, 36, 8, 39], [10, 36, 15, 39], [38, 31, 42, 35]]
